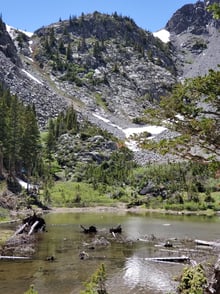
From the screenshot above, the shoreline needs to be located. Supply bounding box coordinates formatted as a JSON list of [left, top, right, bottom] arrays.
[[46, 205, 220, 216], [1, 205, 219, 225]]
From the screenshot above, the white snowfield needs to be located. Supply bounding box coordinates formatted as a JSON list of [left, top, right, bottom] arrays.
[[21, 69, 43, 85], [92, 113, 167, 152], [6, 24, 33, 39], [123, 126, 166, 152], [153, 29, 170, 43], [6, 25, 34, 62], [123, 125, 167, 138]]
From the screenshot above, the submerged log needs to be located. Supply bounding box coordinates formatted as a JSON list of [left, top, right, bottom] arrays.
[[80, 225, 97, 234], [164, 240, 173, 248], [145, 256, 190, 264]]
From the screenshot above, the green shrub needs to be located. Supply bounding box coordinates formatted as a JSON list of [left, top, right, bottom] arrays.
[[178, 265, 207, 294], [24, 285, 38, 294], [80, 263, 108, 294]]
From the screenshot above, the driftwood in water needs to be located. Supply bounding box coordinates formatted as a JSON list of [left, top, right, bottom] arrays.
[[195, 239, 220, 247], [14, 223, 28, 236], [28, 221, 39, 235], [13, 214, 45, 236], [0, 255, 30, 260], [145, 256, 190, 264], [164, 240, 173, 248], [1, 213, 46, 258], [46, 256, 55, 262], [80, 225, 97, 234], [109, 225, 122, 234], [14, 213, 46, 235], [79, 251, 89, 260]]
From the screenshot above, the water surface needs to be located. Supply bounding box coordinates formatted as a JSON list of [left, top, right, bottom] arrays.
[[0, 211, 219, 294]]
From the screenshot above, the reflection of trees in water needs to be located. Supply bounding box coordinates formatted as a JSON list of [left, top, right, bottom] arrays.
[[124, 256, 179, 293]]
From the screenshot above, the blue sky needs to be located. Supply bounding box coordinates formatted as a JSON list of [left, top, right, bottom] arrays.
[[1, 0, 198, 33]]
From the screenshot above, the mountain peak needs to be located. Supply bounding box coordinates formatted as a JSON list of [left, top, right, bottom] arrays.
[[165, 0, 220, 35]]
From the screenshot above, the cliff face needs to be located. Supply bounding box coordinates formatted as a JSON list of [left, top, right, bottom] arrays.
[[166, 1, 215, 35], [166, 0, 220, 79], [0, 20, 21, 66]]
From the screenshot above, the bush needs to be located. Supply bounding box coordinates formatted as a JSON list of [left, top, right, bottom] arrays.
[[80, 263, 108, 294], [184, 202, 199, 211], [178, 265, 207, 294], [24, 285, 38, 294]]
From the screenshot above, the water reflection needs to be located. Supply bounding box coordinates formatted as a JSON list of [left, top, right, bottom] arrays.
[[123, 256, 178, 293]]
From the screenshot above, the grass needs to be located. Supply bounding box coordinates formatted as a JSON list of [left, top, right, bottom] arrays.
[[47, 181, 118, 207], [45, 179, 220, 214], [94, 92, 108, 110], [0, 207, 10, 222], [40, 131, 48, 144], [0, 228, 14, 248], [160, 191, 220, 213]]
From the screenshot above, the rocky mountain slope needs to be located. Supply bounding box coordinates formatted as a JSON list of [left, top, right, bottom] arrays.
[[0, 20, 70, 128], [0, 0, 219, 163], [166, 0, 220, 79], [0, 12, 177, 129]]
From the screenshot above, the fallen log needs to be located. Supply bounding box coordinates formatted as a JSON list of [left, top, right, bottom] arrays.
[[145, 255, 190, 264], [23, 213, 46, 232], [28, 221, 39, 235], [111, 232, 116, 238], [195, 240, 220, 247], [0, 255, 30, 260], [13, 223, 28, 236]]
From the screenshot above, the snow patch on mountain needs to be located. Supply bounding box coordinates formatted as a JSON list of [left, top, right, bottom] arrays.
[[153, 29, 170, 43], [22, 69, 43, 85], [6, 24, 33, 39], [92, 113, 167, 152]]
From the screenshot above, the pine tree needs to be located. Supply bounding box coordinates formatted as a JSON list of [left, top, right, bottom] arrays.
[[145, 69, 220, 162], [65, 107, 78, 132], [66, 43, 72, 61], [20, 105, 40, 177], [6, 95, 23, 173], [58, 39, 66, 55], [45, 119, 56, 161]]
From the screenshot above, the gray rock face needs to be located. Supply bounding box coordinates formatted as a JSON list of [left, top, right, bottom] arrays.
[[0, 24, 70, 128], [0, 50, 69, 128], [166, 1, 220, 79], [166, 2, 212, 35], [0, 21, 21, 66], [32, 13, 176, 123]]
